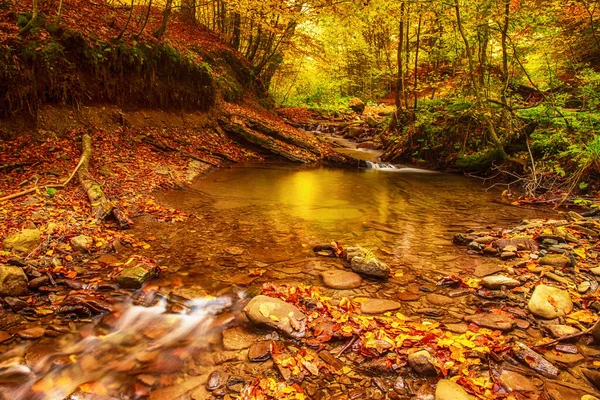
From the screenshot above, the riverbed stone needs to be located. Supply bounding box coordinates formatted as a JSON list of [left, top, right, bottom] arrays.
[[0, 265, 29, 296], [244, 295, 306, 338], [408, 350, 437, 376], [17, 327, 45, 339], [170, 286, 207, 302], [435, 380, 474, 400], [464, 313, 515, 331], [360, 298, 402, 314], [70, 235, 93, 252], [499, 370, 537, 392], [321, 270, 362, 289], [222, 327, 262, 350], [528, 285, 573, 319], [248, 341, 271, 362], [539, 254, 572, 268], [3, 229, 40, 254], [426, 293, 453, 306], [116, 265, 157, 289], [482, 275, 521, 289], [349, 256, 390, 279], [546, 324, 579, 338]]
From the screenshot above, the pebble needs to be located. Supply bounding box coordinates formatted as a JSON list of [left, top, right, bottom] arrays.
[[578, 281, 591, 293], [225, 246, 244, 256], [321, 270, 362, 289], [396, 292, 420, 301], [360, 299, 402, 314], [206, 371, 228, 391], [546, 324, 579, 338], [538, 254, 572, 268], [481, 275, 521, 289]]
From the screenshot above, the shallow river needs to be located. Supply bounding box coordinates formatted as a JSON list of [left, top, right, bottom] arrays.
[[1, 164, 554, 400]]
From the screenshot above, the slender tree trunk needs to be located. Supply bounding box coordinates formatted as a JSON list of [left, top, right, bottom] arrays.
[[56, 0, 64, 24], [153, 0, 173, 39], [403, 2, 411, 110], [454, 0, 506, 158], [232, 12, 241, 50], [182, 0, 196, 22], [500, 0, 512, 134], [136, 0, 153, 38], [395, 1, 405, 111], [117, 0, 135, 39], [19, 0, 39, 35], [413, 13, 422, 110], [581, 0, 600, 51]]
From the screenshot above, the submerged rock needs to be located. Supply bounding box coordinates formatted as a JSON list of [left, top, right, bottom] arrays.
[[3, 229, 40, 254], [345, 246, 390, 278], [222, 327, 261, 350], [528, 284, 573, 319], [464, 313, 515, 331], [481, 275, 521, 289], [244, 295, 306, 338], [435, 380, 474, 400], [360, 298, 402, 314], [116, 264, 157, 289], [499, 370, 537, 392], [0, 265, 29, 296], [321, 270, 362, 289]]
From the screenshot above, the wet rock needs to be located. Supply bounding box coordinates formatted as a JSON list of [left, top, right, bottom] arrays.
[[116, 264, 157, 289], [539, 254, 572, 268], [453, 233, 474, 245], [544, 351, 584, 367], [473, 263, 504, 277], [513, 342, 559, 378], [348, 97, 365, 113], [528, 285, 573, 319], [361, 298, 402, 314], [397, 292, 420, 301], [28, 276, 48, 289], [0, 331, 11, 343], [248, 341, 271, 362], [17, 327, 45, 339], [222, 326, 261, 350], [434, 380, 474, 400], [349, 256, 390, 279], [408, 350, 437, 376], [0, 265, 29, 296], [445, 323, 468, 334], [578, 281, 591, 293], [499, 370, 537, 392], [464, 313, 515, 331], [500, 251, 517, 259], [482, 275, 521, 289], [474, 236, 495, 244], [170, 286, 207, 302], [148, 376, 206, 400], [591, 266, 600, 276], [70, 235, 92, 252], [244, 295, 306, 338], [426, 293, 453, 306], [495, 238, 538, 251], [321, 270, 362, 289], [468, 241, 483, 251], [546, 324, 579, 338], [225, 246, 244, 256], [4, 297, 28, 311], [2, 229, 40, 254], [582, 369, 600, 390]]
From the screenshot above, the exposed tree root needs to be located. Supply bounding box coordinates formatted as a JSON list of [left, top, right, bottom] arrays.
[[142, 135, 221, 167], [78, 134, 132, 228]]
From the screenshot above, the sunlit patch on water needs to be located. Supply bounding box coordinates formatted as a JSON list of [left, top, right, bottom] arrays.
[[0, 295, 236, 400]]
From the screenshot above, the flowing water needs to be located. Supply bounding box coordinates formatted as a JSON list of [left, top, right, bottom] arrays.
[[0, 164, 554, 399]]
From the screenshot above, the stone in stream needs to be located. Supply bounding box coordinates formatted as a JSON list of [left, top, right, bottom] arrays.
[[528, 284, 573, 319], [583, 369, 600, 390], [481, 275, 521, 290], [248, 341, 271, 362], [0, 265, 29, 296], [116, 264, 158, 289], [499, 370, 537, 392], [244, 295, 306, 338], [434, 380, 474, 400], [17, 327, 45, 339], [206, 371, 228, 391], [538, 254, 572, 268], [426, 293, 453, 306], [464, 313, 515, 331], [70, 235, 93, 252], [2, 228, 40, 254], [221, 327, 262, 350], [397, 292, 420, 301], [224, 246, 244, 256], [347, 250, 390, 279], [408, 350, 437, 376], [545, 324, 580, 338], [360, 298, 402, 314], [544, 351, 584, 367], [320, 270, 362, 289]]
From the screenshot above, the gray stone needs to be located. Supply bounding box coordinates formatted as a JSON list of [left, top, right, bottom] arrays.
[[70, 235, 92, 252], [321, 270, 362, 289], [481, 275, 521, 290], [3, 229, 40, 254], [528, 285, 573, 319], [244, 295, 306, 338], [360, 298, 402, 314], [116, 265, 157, 289], [539, 254, 571, 268], [435, 380, 474, 400], [408, 350, 437, 376], [0, 265, 29, 296], [349, 256, 390, 279]]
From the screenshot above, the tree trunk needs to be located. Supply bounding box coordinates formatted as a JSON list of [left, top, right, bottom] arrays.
[[56, 0, 64, 24], [153, 0, 173, 39], [499, 0, 512, 135], [136, 0, 153, 38], [413, 13, 422, 110], [182, 0, 196, 22], [117, 0, 135, 39], [404, 2, 411, 110], [454, 0, 506, 158], [395, 1, 405, 112], [232, 12, 241, 50], [19, 0, 39, 35]]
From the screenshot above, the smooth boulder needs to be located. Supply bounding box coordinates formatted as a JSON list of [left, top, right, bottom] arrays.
[[3, 229, 40, 254], [482, 275, 521, 289], [408, 350, 437, 376], [321, 270, 362, 289], [349, 256, 390, 279], [528, 285, 573, 319], [539, 254, 571, 268], [70, 235, 93, 252], [360, 298, 402, 314], [244, 295, 306, 338], [435, 380, 474, 400], [0, 265, 29, 296]]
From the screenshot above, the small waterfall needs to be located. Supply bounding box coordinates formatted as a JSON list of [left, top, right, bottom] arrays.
[[361, 161, 438, 173], [363, 161, 401, 170]]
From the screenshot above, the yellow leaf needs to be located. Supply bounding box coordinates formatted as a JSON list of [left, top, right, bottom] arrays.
[[574, 248, 586, 259], [46, 249, 54, 256]]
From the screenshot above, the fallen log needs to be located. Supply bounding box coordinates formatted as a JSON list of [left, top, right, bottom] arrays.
[[78, 134, 132, 229]]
